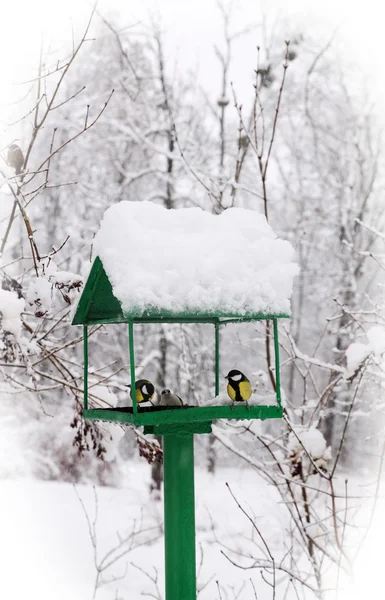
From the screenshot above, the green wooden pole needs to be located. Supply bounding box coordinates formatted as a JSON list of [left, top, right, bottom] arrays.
[[128, 321, 138, 415], [273, 318, 282, 406], [83, 325, 88, 410], [163, 433, 196, 600], [215, 321, 220, 396]]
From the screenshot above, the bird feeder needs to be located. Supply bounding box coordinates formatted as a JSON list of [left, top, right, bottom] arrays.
[[72, 201, 298, 600]]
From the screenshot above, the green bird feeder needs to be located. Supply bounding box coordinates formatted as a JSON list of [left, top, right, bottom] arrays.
[[72, 201, 297, 600]]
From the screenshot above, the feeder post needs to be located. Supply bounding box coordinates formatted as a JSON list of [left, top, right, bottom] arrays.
[[273, 318, 282, 406], [83, 325, 88, 410], [163, 433, 196, 600], [215, 321, 220, 396], [128, 321, 138, 414]]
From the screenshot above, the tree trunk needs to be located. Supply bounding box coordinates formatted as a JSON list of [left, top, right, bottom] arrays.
[[323, 259, 356, 449], [207, 434, 216, 474]]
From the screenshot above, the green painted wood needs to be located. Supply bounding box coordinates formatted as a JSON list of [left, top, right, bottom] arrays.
[[72, 257, 124, 325], [217, 315, 289, 324], [75, 313, 290, 325], [143, 423, 212, 436], [273, 318, 282, 406], [128, 322, 138, 415], [83, 326, 88, 410], [125, 313, 290, 323], [163, 434, 196, 600], [72, 257, 290, 326], [83, 404, 283, 426], [150, 422, 212, 436], [143, 425, 155, 435], [215, 322, 220, 396]]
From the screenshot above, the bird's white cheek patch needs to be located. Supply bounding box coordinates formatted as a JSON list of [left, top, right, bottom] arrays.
[[231, 374, 242, 381], [142, 385, 148, 395]]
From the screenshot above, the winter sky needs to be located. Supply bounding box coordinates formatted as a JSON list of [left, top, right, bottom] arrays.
[[1, 0, 385, 136]]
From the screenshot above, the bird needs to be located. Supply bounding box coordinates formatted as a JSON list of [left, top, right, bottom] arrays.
[[128, 379, 155, 406], [159, 388, 184, 407], [225, 369, 252, 410], [7, 144, 24, 175]]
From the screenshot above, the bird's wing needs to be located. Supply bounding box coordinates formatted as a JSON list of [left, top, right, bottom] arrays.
[[227, 383, 236, 401], [137, 389, 145, 402], [239, 380, 252, 401]]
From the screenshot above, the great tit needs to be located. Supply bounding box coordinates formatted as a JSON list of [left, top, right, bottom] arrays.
[[128, 379, 155, 405], [225, 369, 252, 410], [7, 144, 24, 175], [159, 389, 184, 406]]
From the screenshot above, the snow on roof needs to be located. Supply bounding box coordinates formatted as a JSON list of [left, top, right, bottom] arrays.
[[93, 201, 299, 316]]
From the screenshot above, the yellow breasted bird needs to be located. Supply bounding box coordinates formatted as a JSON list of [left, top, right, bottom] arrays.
[[129, 379, 155, 406], [225, 369, 252, 410]]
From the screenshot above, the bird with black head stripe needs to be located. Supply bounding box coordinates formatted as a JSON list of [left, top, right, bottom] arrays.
[[225, 369, 252, 410], [128, 379, 155, 406]]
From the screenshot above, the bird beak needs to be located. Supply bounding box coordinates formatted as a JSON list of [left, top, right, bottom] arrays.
[[224, 376, 228, 380]]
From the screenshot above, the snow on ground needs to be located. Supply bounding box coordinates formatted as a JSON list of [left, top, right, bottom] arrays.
[[206, 391, 277, 406], [93, 201, 299, 316], [340, 497, 385, 600], [0, 461, 379, 600], [324, 477, 385, 600], [0, 464, 291, 600]]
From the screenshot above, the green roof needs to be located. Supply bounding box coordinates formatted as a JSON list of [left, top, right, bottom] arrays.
[[72, 257, 290, 325]]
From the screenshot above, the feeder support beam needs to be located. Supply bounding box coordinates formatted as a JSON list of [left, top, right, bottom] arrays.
[[163, 433, 196, 600]]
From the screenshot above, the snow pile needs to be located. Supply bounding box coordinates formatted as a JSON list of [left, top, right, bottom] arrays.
[[0, 288, 25, 340], [206, 391, 277, 406], [27, 265, 83, 318], [27, 278, 52, 317], [93, 201, 299, 315], [288, 426, 331, 474], [344, 326, 385, 380], [288, 427, 327, 458], [49, 270, 83, 301]]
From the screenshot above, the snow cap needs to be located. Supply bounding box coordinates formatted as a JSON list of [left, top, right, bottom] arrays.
[[93, 201, 299, 316]]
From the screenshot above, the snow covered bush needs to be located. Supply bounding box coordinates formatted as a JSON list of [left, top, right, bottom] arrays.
[[288, 426, 332, 478], [0, 288, 25, 363]]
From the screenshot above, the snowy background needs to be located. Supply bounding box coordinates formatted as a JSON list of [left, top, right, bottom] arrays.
[[1, 0, 385, 598]]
